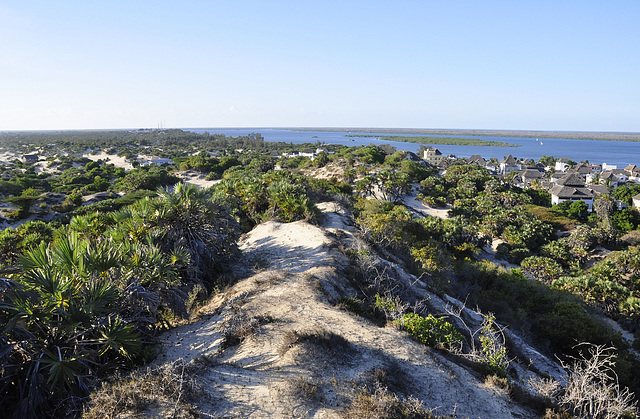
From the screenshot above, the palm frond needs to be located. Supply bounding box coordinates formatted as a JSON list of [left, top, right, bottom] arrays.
[[18, 242, 51, 272], [97, 316, 141, 359]]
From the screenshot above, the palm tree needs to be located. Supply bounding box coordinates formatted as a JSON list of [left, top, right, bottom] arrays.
[[0, 234, 142, 418], [150, 183, 240, 286]]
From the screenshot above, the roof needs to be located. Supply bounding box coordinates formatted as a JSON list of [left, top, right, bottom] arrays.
[[549, 185, 594, 199], [558, 157, 572, 163], [600, 171, 615, 179], [469, 155, 486, 165], [588, 184, 610, 195], [571, 165, 591, 175], [557, 172, 585, 187], [500, 154, 517, 165], [521, 169, 543, 179]]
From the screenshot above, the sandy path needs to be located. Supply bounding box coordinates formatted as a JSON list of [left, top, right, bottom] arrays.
[[402, 188, 450, 219]]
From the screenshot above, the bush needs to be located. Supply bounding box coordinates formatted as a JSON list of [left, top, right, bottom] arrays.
[[397, 313, 463, 351]]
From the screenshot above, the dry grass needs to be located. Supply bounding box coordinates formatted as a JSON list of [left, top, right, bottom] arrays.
[[279, 376, 323, 403], [343, 383, 442, 419], [277, 328, 354, 362], [83, 360, 205, 419], [219, 314, 272, 351]]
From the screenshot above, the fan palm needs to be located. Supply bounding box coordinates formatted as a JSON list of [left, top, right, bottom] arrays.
[[150, 183, 239, 285]]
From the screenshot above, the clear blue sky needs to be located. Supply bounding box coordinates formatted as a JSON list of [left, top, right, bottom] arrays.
[[1, 1, 638, 132]]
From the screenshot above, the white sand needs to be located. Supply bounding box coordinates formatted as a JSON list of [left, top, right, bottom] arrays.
[[83, 151, 134, 170], [152, 203, 538, 418], [173, 170, 221, 189]]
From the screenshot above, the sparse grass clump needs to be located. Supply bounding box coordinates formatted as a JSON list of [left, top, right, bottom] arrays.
[[336, 295, 366, 315], [278, 328, 354, 364], [83, 360, 205, 419], [220, 314, 273, 351], [280, 376, 323, 403], [344, 384, 441, 419]]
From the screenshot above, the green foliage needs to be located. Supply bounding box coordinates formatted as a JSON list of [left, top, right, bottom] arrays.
[[479, 315, 509, 378], [612, 209, 639, 233], [454, 260, 620, 356], [524, 188, 552, 207], [521, 256, 564, 284], [356, 203, 418, 250], [214, 169, 319, 228], [116, 166, 179, 191], [354, 145, 386, 165], [538, 155, 557, 167], [397, 313, 463, 350], [613, 184, 640, 206], [552, 200, 589, 221], [0, 179, 243, 417], [356, 169, 411, 203], [349, 134, 518, 147], [535, 301, 615, 354]]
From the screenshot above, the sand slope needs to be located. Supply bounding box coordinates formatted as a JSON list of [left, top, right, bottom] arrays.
[[153, 202, 541, 418]]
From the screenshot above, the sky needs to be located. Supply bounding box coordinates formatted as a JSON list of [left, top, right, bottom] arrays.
[[1, 1, 639, 132]]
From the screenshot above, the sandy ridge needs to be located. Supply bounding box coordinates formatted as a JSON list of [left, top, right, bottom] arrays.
[[155, 202, 539, 418]]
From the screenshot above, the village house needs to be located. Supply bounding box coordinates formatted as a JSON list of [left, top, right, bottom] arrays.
[[633, 193, 640, 209], [300, 149, 316, 159], [499, 154, 521, 175], [423, 147, 445, 166], [624, 165, 640, 183], [586, 164, 602, 173], [608, 169, 629, 184], [549, 172, 595, 211], [516, 169, 544, 188], [550, 172, 565, 184], [568, 164, 592, 179], [599, 171, 619, 188], [468, 155, 486, 166], [22, 154, 39, 163], [555, 157, 572, 172]]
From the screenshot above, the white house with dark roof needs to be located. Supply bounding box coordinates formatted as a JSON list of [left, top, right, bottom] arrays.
[[568, 164, 592, 179], [517, 169, 544, 188], [468, 155, 486, 166], [499, 154, 520, 175], [423, 147, 445, 165], [599, 171, 619, 188], [549, 172, 595, 211]]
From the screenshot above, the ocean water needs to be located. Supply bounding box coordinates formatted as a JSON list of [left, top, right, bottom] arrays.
[[190, 128, 640, 168]]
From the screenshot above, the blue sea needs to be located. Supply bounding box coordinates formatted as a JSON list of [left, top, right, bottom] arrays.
[[189, 128, 640, 168]]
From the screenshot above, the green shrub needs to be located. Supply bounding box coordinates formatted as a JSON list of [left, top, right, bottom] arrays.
[[397, 313, 463, 350], [479, 314, 509, 378]]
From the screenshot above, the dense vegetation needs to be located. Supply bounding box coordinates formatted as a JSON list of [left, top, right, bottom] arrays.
[[1, 130, 639, 417], [345, 134, 519, 147]]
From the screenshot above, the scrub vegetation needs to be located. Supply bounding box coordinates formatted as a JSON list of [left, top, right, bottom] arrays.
[[345, 134, 519, 147], [0, 129, 639, 417]]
